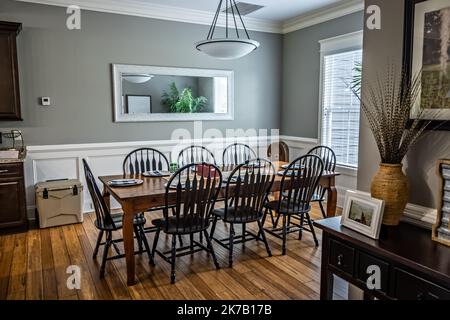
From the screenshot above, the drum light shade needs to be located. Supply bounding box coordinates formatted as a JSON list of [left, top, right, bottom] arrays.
[[196, 0, 260, 60]]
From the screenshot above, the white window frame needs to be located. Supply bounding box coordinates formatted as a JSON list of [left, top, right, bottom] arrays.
[[318, 30, 363, 172]]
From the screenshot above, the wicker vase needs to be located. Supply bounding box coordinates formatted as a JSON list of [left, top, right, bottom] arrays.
[[370, 163, 409, 226]]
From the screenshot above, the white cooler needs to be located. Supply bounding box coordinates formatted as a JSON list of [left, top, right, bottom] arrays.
[[35, 179, 84, 228]]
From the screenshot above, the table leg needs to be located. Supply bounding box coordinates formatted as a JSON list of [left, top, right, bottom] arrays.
[[326, 177, 337, 217], [121, 202, 136, 286]]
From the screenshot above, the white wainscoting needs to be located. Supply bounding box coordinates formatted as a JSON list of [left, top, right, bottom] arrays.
[[25, 136, 281, 219], [281, 135, 358, 208], [24, 135, 436, 230]]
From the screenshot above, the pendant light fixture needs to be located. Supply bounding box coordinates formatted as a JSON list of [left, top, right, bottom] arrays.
[[123, 74, 154, 84], [195, 0, 260, 60]]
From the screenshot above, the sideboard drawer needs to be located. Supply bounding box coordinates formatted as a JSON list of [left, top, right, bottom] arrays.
[[394, 269, 450, 300], [329, 239, 355, 276], [356, 252, 389, 293], [0, 163, 23, 179]]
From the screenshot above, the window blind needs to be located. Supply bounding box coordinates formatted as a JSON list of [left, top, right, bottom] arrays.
[[321, 49, 362, 168]]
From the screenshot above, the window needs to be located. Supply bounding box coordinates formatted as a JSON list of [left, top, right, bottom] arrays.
[[319, 31, 363, 168], [214, 77, 228, 114]]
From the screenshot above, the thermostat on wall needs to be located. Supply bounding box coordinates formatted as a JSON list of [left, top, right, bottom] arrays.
[[40, 97, 51, 106]]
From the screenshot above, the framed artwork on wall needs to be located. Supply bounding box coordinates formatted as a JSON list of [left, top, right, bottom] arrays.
[[126, 95, 152, 114], [433, 159, 450, 247], [404, 0, 450, 130]]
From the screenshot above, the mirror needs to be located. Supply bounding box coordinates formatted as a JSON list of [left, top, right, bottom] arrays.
[[112, 64, 234, 122]]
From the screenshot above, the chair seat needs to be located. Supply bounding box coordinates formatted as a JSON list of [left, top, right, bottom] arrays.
[[264, 200, 311, 215], [95, 213, 146, 231], [212, 207, 263, 223], [152, 216, 209, 234]]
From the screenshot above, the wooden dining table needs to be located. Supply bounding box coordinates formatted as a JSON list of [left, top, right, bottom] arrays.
[[99, 161, 340, 286]]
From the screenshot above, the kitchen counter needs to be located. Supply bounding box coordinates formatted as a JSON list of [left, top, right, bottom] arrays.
[[0, 158, 24, 164]]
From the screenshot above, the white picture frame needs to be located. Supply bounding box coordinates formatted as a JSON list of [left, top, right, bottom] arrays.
[[341, 190, 385, 239]]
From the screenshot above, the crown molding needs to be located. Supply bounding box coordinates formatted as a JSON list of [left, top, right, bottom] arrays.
[[15, 0, 283, 33], [282, 0, 364, 34], [16, 0, 364, 34]]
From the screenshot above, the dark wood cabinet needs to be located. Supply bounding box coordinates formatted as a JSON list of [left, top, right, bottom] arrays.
[[0, 162, 27, 232], [0, 21, 22, 121], [315, 217, 450, 300]]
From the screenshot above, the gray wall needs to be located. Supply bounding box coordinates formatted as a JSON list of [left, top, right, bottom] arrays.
[[0, 0, 282, 145], [358, 0, 450, 208], [281, 11, 364, 138]]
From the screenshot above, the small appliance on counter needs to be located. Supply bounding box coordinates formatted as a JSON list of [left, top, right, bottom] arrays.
[[0, 129, 25, 160]]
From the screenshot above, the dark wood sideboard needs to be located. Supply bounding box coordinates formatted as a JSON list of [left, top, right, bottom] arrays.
[[0, 21, 22, 121], [0, 161, 27, 232], [314, 217, 450, 300]]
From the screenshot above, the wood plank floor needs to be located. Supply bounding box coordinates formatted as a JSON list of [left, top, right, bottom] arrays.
[[0, 204, 343, 300]]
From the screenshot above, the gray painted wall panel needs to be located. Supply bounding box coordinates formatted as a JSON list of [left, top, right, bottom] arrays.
[[281, 11, 363, 138], [0, 0, 282, 145], [358, 0, 450, 209]]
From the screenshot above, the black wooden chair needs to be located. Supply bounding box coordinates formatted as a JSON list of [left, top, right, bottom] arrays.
[[307, 146, 336, 219], [123, 148, 171, 234], [177, 145, 216, 167], [222, 143, 257, 167], [263, 155, 324, 254], [123, 147, 170, 175], [210, 159, 275, 267], [82, 159, 153, 278], [151, 162, 222, 284]]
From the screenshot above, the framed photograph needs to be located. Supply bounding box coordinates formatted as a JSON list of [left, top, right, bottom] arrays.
[[126, 95, 152, 114], [432, 159, 450, 247], [341, 191, 385, 239], [404, 0, 450, 130]]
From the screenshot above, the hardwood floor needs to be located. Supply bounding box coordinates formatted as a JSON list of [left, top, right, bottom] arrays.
[[0, 204, 342, 300]]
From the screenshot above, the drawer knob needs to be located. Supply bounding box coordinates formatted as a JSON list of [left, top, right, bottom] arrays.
[[337, 254, 344, 266], [416, 292, 425, 300]]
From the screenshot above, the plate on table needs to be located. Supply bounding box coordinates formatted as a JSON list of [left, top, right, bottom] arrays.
[[107, 179, 143, 187], [277, 170, 296, 177], [164, 182, 186, 190], [281, 164, 304, 170], [243, 163, 264, 169], [142, 170, 171, 177]]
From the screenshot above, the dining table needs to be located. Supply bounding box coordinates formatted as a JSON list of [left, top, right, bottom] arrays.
[[99, 161, 340, 286]]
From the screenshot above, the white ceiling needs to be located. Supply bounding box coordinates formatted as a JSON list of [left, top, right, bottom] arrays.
[[119, 0, 349, 22]]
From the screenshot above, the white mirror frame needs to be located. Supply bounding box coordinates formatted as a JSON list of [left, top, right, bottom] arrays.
[[112, 64, 234, 122]]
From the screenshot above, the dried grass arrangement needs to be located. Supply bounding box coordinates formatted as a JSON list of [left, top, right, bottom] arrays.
[[352, 65, 432, 225], [355, 65, 431, 164]]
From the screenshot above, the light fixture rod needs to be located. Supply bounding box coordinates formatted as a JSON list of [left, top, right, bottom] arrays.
[[230, 0, 240, 38], [233, 0, 251, 39], [196, 0, 259, 60], [226, 0, 229, 38], [207, 0, 223, 40]]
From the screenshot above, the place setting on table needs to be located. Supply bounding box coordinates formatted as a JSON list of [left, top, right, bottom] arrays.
[[106, 161, 279, 189]]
